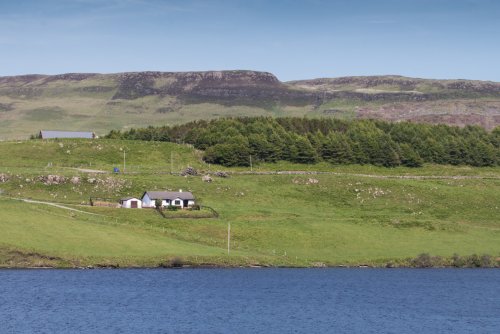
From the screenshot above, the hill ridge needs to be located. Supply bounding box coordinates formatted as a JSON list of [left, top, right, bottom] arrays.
[[0, 70, 499, 139]]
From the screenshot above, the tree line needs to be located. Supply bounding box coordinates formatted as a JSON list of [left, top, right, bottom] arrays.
[[105, 117, 500, 167]]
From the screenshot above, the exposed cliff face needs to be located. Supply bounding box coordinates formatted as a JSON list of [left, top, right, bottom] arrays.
[[0, 70, 499, 138], [111, 70, 319, 106]]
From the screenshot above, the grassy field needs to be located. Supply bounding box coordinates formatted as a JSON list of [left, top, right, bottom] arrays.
[[0, 139, 499, 267]]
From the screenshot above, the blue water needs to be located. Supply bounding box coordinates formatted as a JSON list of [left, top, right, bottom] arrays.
[[0, 269, 499, 333]]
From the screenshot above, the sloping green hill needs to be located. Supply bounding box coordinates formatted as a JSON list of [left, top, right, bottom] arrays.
[[0, 139, 499, 267], [0, 138, 204, 172]]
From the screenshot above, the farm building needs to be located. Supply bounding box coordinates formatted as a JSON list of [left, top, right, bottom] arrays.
[[141, 190, 195, 209], [39, 130, 96, 139], [120, 197, 142, 209]]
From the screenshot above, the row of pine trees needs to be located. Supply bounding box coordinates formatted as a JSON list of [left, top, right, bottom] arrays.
[[106, 117, 500, 167]]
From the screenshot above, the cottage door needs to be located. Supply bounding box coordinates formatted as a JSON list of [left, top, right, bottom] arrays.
[[131, 201, 138, 208]]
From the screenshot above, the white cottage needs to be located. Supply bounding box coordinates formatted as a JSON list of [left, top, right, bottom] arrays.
[[141, 190, 195, 209], [120, 197, 142, 209]]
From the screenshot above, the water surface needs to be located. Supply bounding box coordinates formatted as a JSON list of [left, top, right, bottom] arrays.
[[1, 268, 499, 333]]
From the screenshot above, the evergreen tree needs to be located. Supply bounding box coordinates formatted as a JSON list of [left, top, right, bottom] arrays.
[[400, 143, 424, 167]]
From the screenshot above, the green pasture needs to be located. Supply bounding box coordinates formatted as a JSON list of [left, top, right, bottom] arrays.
[[0, 139, 498, 267]]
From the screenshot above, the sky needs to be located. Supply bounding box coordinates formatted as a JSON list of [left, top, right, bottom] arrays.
[[0, 0, 499, 81]]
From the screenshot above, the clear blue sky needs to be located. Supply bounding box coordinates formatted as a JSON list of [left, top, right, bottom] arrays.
[[1, 0, 499, 81]]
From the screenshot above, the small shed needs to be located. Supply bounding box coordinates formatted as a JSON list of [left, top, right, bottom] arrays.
[[39, 130, 96, 139], [120, 197, 142, 209]]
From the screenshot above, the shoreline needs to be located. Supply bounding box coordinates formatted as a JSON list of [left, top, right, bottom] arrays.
[[1, 250, 499, 270], [1, 263, 499, 270]]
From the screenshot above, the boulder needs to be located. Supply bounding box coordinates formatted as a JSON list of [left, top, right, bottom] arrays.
[[306, 178, 319, 184], [214, 171, 229, 178], [0, 173, 10, 183], [181, 166, 198, 176], [70, 176, 81, 185]]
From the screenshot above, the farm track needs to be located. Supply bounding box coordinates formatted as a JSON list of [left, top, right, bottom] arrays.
[[8, 197, 104, 216], [63, 168, 500, 180], [231, 171, 500, 180]]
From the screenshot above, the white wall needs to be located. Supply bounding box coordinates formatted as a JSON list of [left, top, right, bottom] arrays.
[[142, 194, 153, 207], [140, 194, 195, 208], [121, 198, 142, 209], [172, 197, 183, 208]]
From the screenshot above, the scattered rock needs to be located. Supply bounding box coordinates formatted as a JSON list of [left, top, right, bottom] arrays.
[[312, 262, 326, 268], [214, 171, 229, 178], [70, 176, 81, 185], [38, 175, 66, 185], [93, 177, 127, 191], [202, 175, 213, 183], [181, 166, 198, 176], [0, 173, 10, 183], [292, 177, 319, 185]]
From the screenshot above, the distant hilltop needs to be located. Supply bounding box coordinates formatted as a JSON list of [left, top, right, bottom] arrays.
[[0, 70, 499, 139]]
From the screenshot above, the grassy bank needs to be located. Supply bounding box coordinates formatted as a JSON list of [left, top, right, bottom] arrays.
[[0, 139, 499, 267]]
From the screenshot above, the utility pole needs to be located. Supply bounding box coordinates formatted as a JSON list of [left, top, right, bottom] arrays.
[[170, 151, 173, 174], [249, 155, 253, 172], [227, 223, 231, 255]]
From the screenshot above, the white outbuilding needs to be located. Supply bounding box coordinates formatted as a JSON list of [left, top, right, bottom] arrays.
[[120, 197, 142, 209]]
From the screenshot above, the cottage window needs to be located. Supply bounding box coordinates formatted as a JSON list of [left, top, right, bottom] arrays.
[[174, 200, 181, 206]]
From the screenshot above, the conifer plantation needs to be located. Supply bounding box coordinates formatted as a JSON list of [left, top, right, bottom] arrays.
[[106, 117, 500, 168]]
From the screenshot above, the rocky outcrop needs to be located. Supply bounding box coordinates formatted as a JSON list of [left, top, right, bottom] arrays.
[[38, 175, 66, 185], [110, 70, 319, 106]]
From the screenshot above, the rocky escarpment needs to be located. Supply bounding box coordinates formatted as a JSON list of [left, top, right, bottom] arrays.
[[111, 70, 321, 106]]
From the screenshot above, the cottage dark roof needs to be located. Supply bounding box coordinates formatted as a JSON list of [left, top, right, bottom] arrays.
[[120, 197, 139, 201], [143, 191, 195, 200], [40, 130, 94, 139]]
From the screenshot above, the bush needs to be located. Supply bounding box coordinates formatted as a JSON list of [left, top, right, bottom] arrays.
[[411, 253, 433, 268], [480, 254, 493, 267], [167, 205, 178, 211], [465, 254, 481, 267], [155, 198, 163, 210], [170, 257, 184, 268], [189, 204, 201, 211], [451, 253, 465, 267]]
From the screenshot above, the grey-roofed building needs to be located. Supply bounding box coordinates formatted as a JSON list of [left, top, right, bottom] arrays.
[[141, 190, 195, 209], [39, 130, 96, 139]]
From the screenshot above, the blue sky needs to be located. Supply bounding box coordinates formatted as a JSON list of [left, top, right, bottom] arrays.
[[1, 0, 499, 81]]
